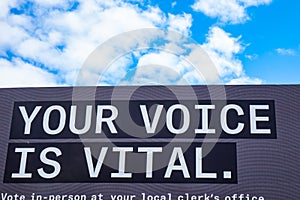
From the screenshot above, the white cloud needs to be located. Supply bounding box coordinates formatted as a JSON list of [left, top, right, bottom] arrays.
[[17, 38, 63, 70], [276, 48, 296, 56], [171, 2, 177, 8], [192, 0, 272, 24], [100, 48, 200, 86], [168, 13, 192, 36], [98, 54, 134, 85], [245, 54, 258, 60], [240, 0, 271, 6], [0, 58, 57, 87], [0, 0, 17, 18], [204, 27, 242, 56], [123, 64, 182, 85], [0, 0, 263, 87], [201, 26, 262, 84], [31, 0, 69, 7], [0, 21, 28, 55], [227, 76, 262, 84], [137, 51, 187, 74], [112, 26, 248, 86], [128, 51, 194, 85], [202, 26, 243, 77], [0, 0, 193, 87]]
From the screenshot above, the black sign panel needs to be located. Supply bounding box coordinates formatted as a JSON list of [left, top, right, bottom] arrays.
[[0, 85, 300, 199], [10, 100, 276, 139], [4, 142, 237, 183]]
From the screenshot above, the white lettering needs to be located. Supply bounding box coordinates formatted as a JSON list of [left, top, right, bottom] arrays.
[[95, 105, 118, 134], [11, 148, 35, 178], [43, 105, 66, 135], [84, 147, 108, 178], [195, 147, 217, 178], [37, 147, 62, 179], [164, 147, 190, 178], [111, 147, 133, 178], [195, 105, 215, 134], [140, 105, 163, 134], [221, 104, 244, 134], [138, 147, 162, 178], [166, 105, 190, 134], [19, 106, 42, 135], [69, 105, 92, 135], [250, 105, 271, 134]]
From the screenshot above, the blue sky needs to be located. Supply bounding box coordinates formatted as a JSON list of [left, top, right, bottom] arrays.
[[0, 0, 299, 87]]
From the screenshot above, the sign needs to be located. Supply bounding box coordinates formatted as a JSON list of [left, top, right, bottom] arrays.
[[0, 85, 299, 199]]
